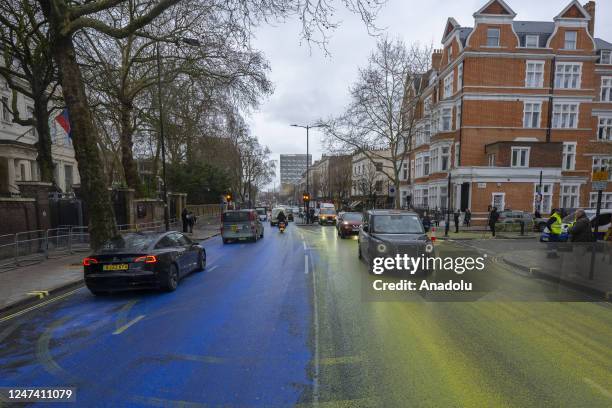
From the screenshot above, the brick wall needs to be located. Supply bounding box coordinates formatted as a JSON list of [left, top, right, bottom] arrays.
[[0, 199, 37, 235]]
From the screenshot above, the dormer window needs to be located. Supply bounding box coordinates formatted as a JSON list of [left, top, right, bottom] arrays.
[[564, 31, 577, 50], [525, 35, 539, 48], [601, 51, 612, 65], [487, 28, 500, 47]]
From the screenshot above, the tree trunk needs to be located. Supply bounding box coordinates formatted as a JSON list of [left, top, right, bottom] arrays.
[[32, 94, 55, 184], [119, 100, 140, 192], [52, 35, 117, 249]]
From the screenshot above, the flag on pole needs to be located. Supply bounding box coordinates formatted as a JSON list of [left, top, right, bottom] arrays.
[[55, 108, 72, 139]]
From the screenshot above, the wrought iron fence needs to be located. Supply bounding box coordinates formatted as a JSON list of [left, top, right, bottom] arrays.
[[0, 218, 179, 270]]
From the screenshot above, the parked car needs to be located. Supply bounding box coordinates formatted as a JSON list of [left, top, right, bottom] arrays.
[[286, 208, 295, 222], [83, 231, 206, 294], [496, 210, 534, 232], [221, 209, 264, 243], [255, 207, 268, 222], [319, 207, 337, 225], [358, 210, 433, 275], [337, 212, 363, 238]]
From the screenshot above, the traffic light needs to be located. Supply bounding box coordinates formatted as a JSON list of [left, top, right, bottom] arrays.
[[225, 193, 232, 202], [302, 192, 310, 202]]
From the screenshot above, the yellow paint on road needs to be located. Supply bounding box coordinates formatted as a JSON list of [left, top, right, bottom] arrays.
[[318, 355, 363, 366], [0, 287, 81, 323], [112, 315, 145, 335]]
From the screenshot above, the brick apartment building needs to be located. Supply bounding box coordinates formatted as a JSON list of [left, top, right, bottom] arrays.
[[401, 0, 612, 224]]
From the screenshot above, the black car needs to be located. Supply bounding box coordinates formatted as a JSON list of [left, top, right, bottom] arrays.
[[358, 210, 433, 275], [83, 231, 206, 294]]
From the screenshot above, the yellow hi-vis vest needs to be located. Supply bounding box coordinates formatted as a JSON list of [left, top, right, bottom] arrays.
[[550, 212, 562, 235]]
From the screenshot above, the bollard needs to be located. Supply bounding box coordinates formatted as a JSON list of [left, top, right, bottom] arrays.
[[520, 221, 525, 236]]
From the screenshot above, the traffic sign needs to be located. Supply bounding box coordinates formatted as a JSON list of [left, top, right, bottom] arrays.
[[592, 170, 609, 182], [592, 181, 607, 191]]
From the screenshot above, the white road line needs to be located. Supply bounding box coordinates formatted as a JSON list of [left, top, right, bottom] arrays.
[[303, 241, 308, 250], [583, 377, 612, 399], [304, 255, 309, 275], [207, 265, 218, 272], [113, 315, 145, 335]]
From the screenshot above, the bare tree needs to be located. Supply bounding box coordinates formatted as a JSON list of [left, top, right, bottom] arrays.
[[0, 0, 59, 184], [324, 38, 431, 208]]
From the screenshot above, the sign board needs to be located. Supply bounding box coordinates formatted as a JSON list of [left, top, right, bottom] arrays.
[[478, 183, 487, 189], [592, 171, 609, 182], [592, 181, 608, 191]]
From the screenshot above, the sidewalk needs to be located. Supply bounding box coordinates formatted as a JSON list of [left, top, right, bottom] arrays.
[[502, 244, 612, 299], [0, 220, 220, 315], [434, 230, 537, 240]]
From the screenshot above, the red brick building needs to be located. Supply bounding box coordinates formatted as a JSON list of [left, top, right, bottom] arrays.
[[401, 0, 612, 224]]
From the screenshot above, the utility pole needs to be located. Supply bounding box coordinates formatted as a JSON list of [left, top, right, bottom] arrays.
[[156, 42, 170, 231], [291, 123, 327, 216], [445, 172, 452, 237]]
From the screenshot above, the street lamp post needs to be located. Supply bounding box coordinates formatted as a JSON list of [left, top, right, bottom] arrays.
[[156, 38, 202, 231], [291, 123, 327, 219]]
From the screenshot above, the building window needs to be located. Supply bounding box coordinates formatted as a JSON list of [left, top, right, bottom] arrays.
[[511, 147, 530, 168], [525, 35, 539, 48], [562, 142, 576, 171], [424, 95, 433, 116], [424, 155, 430, 176], [402, 162, 408, 180], [487, 28, 500, 47], [560, 184, 579, 209], [602, 77, 612, 102], [589, 192, 612, 209], [552, 103, 579, 128], [443, 74, 453, 98], [598, 117, 612, 141], [488, 153, 496, 167], [415, 156, 423, 178], [592, 157, 612, 181], [447, 46, 453, 63], [1, 96, 10, 122], [523, 102, 541, 128], [455, 104, 461, 130], [492, 193, 505, 211], [457, 63, 463, 89], [454, 142, 460, 167], [410, 159, 415, 181], [375, 162, 383, 172], [534, 183, 553, 214], [555, 63, 581, 89], [441, 108, 452, 131], [564, 31, 577, 50], [440, 146, 450, 171], [525, 61, 544, 88], [430, 147, 439, 173], [601, 51, 612, 65]]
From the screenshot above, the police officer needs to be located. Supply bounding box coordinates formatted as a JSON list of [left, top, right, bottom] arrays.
[[546, 208, 563, 242]]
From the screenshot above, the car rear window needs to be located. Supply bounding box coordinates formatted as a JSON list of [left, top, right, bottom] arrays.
[[343, 213, 362, 221], [223, 211, 250, 222], [372, 215, 423, 234], [320, 208, 335, 215], [256, 209, 266, 215], [101, 233, 157, 252]]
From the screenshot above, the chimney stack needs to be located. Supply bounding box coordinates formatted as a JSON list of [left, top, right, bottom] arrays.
[[584, 1, 595, 37], [431, 49, 443, 70]]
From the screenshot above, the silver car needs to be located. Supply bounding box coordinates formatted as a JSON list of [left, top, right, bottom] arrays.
[[358, 210, 433, 275], [221, 210, 264, 244]]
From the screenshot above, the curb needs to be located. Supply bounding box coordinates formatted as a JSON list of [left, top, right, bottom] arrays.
[[0, 279, 84, 319], [501, 256, 608, 300], [438, 235, 537, 241]]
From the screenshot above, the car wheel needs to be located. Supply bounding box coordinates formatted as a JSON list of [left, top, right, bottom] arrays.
[[340, 231, 345, 239], [358, 245, 363, 259], [222, 238, 229, 244], [88, 288, 108, 296], [260, 230, 264, 238], [253, 233, 258, 242], [197, 251, 206, 271], [164, 264, 179, 292]]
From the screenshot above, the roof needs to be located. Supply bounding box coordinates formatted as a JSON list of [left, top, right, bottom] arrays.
[[595, 38, 612, 51], [513, 21, 555, 48], [458, 27, 473, 46]]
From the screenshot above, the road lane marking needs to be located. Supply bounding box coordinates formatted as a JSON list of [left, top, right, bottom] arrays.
[[303, 241, 307, 250], [305, 255, 309, 275], [27, 290, 50, 299], [36, 317, 78, 382], [115, 299, 139, 331], [0, 287, 82, 323], [131, 395, 208, 407], [113, 315, 145, 335], [583, 377, 612, 399], [207, 265, 218, 272]]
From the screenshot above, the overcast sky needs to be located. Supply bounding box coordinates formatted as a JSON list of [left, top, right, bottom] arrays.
[[246, 0, 612, 188]]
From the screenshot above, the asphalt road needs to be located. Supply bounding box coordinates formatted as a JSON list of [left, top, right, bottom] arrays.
[[0, 224, 611, 407]]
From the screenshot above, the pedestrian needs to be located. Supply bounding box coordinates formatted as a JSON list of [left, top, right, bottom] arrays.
[[434, 208, 440, 227], [568, 209, 593, 242], [464, 208, 472, 227], [489, 207, 499, 237], [181, 207, 189, 233], [422, 212, 431, 232], [545, 208, 563, 242], [309, 207, 315, 224], [187, 211, 197, 234], [454, 209, 461, 233]]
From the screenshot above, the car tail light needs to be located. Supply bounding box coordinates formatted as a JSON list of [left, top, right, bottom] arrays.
[[82, 257, 98, 266], [134, 255, 158, 264], [249, 211, 255, 221]]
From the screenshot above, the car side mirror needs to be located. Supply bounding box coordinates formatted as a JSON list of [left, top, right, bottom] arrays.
[[362, 224, 369, 233]]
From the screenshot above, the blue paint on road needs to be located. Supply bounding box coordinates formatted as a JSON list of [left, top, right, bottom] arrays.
[[0, 225, 313, 407]]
